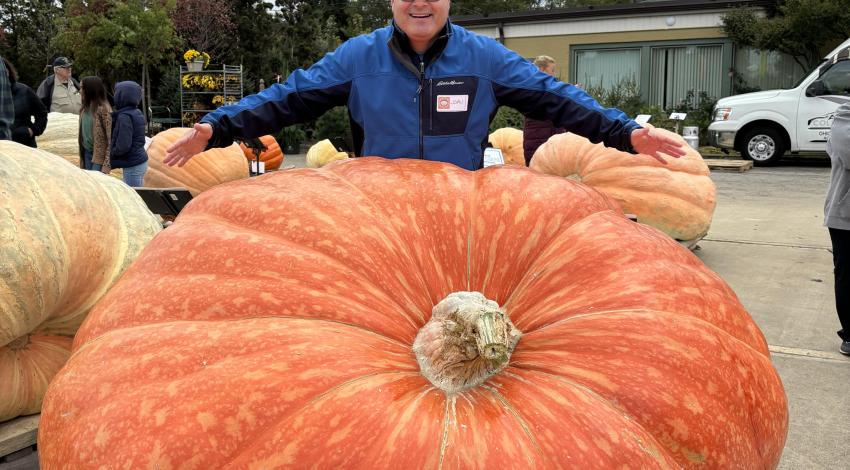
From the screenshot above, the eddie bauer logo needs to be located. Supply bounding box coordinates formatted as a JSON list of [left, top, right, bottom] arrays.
[[436, 80, 464, 86], [436, 95, 468, 112]]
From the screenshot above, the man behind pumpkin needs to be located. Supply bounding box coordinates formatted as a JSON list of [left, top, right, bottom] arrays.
[[164, 0, 685, 169]]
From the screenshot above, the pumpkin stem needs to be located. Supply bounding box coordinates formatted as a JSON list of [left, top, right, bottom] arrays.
[[413, 292, 521, 394], [8, 334, 30, 351]]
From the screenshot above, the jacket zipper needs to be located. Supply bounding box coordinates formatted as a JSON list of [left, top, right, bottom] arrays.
[[418, 60, 425, 159], [429, 79, 434, 133]]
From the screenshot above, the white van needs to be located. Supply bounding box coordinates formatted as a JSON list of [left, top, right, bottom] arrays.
[[708, 38, 850, 165]]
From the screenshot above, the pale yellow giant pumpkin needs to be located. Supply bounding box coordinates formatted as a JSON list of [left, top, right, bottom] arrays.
[[38, 112, 123, 178], [145, 128, 249, 196], [37, 112, 79, 163], [488, 127, 525, 166], [306, 139, 349, 168], [0, 141, 161, 422], [530, 128, 716, 242]]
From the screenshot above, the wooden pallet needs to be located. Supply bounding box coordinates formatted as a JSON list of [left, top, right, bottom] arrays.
[[702, 158, 753, 172], [0, 414, 39, 458]]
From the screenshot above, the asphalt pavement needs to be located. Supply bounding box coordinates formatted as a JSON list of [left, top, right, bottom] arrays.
[[693, 156, 848, 469]]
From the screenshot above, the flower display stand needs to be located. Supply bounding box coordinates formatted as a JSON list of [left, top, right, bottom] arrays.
[[179, 64, 243, 126]]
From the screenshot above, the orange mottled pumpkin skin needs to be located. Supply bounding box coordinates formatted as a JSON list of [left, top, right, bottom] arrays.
[[531, 129, 716, 241], [39, 158, 786, 469], [239, 134, 284, 171]]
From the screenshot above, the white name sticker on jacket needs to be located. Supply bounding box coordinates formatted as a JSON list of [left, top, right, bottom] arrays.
[[436, 95, 468, 112]]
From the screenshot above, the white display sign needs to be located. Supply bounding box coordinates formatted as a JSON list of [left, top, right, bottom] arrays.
[[482, 147, 504, 167], [634, 114, 652, 125], [250, 161, 266, 174], [669, 112, 687, 120]]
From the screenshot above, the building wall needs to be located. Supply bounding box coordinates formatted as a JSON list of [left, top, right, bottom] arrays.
[[488, 28, 726, 83]]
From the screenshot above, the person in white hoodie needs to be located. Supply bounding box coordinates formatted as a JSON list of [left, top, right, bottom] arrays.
[[825, 98, 850, 356]]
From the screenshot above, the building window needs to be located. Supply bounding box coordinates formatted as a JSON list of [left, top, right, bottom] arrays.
[[733, 47, 807, 92], [574, 48, 640, 90], [648, 45, 723, 109]]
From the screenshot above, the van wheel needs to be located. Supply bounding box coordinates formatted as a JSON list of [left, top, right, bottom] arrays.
[[741, 127, 786, 166]]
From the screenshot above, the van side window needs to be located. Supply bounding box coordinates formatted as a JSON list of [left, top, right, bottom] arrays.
[[822, 60, 850, 95]]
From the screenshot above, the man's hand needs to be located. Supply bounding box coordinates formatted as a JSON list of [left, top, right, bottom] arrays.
[[630, 127, 688, 164], [164, 123, 213, 167]]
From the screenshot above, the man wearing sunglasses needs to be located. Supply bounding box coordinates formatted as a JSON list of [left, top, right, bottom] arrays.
[[166, 0, 685, 168], [36, 56, 82, 114]]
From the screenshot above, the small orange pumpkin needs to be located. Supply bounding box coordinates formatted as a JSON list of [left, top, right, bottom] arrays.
[[239, 135, 284, 171]]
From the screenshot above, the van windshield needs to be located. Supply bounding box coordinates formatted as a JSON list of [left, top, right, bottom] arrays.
[[794, 58, 829, 88]]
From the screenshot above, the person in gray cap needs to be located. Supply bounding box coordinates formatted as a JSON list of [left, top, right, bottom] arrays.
[[36, 56, 82, 114]]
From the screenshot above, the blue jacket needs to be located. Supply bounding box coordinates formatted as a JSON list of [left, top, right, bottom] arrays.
[[110, 81, 147, 169], [202, 22, 639, 170]]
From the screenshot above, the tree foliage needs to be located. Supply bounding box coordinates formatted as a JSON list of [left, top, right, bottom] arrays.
[[56, 0, 179, 82], [0, 0, 63, 88], [170, 0, 236, 60], [723, 0, 850, 71]]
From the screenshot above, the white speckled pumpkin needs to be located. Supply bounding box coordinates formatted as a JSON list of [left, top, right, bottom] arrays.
[[0, 141, 161, 422], [39, 158, 785, 469], [145, 128, 249, 196], [306, 139, 349, 168], [531, 128, 716, 242]]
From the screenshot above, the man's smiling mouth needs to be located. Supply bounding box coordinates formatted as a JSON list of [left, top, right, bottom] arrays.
[[410, 14, 432, 18]]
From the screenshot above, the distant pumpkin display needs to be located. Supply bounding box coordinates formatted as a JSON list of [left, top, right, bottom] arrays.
[[306, 139, 349, 168], [38, 112, 123, 178], [145, 127, 249, 195], [488, 127, 525, 166], [531, 128, 716, 242], [239, 135, 284, 171]]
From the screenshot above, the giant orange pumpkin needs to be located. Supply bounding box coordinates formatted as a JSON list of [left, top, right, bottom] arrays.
[[530, 129, 716, 242], [239, 134, 284, 171], [145, 127, 249, 195], [0, 141, 161, 422], [39, 158, 786, 468]]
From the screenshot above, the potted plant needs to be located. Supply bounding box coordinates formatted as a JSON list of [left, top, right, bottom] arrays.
[[183, 49, 210, 72]]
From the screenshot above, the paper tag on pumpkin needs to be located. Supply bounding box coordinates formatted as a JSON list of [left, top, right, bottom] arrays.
[[436, 95, 468, 112], [482, 147, 504, 167]]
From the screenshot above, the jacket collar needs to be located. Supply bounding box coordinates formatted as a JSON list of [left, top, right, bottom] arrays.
[[389, 20, 452, 75]]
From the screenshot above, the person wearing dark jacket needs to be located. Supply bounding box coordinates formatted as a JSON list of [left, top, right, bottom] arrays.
[[110, 81, 147, 186], [522, 56, 565, 166], [163, 0, 685, 168], [2, 57, 47, 147]]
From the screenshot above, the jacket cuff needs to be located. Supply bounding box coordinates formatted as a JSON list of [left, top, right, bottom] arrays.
[[621, 123, 640, 154], [200, 117, 233, 150]]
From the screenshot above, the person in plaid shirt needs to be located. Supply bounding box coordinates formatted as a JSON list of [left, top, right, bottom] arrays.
[[0, 56, 12, 140]]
